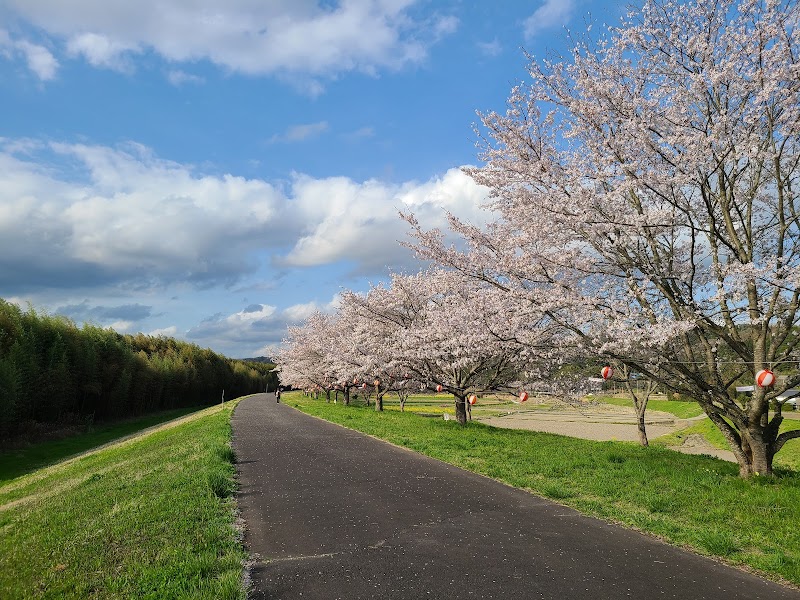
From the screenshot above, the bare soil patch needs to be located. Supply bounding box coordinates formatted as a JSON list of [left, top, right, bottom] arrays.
[[475, 402, 736, 461]]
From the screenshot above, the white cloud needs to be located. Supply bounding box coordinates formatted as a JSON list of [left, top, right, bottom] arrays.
[[477, 39, 502, 57], [228, 304, 277, 323], [282, 300, 331, 322], [148, 325, 178, 337], [187, 298, 339, 357], [4, 297, 26, 308], [0, 138, 493, 357], [0, 30, 59, 80], [433, 15, 459, 38], [269, 121, 329, 144], [108, 320, 133, 332], [166, 69, 205, 86], [0, 140, 285, 291], [343, 126, 375, 141], [523, 0, 575, 39], [16, 40, 59, 80], [283, 167, 492, 271], [5, 1, 457, 85], [0, 137, 491, 293], [66, 32, 137, 70]]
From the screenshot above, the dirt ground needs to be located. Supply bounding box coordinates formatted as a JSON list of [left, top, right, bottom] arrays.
[[474, 402, 737, 461]]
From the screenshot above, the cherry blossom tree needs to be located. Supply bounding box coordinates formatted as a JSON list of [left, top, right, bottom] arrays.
[[406, 0, 800, 476], [603, 363, 659, 447], [336, 286, 413, 412], [342, 270, 550, 424], [274, 312, 340, 401]]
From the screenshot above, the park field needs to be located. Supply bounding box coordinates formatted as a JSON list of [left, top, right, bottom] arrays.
[[0, 401, 245, 600], [376, 391, 800, 469], [285, 391, 800, 587]]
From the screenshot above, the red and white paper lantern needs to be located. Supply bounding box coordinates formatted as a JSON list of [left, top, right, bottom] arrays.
[[361, 382, 367, 389], [519, 391, 529, 402], [436, 384, 443, 393], [756, 369, 775, 388], [468, 394, 477, 405], [601, 366, 614, 380]]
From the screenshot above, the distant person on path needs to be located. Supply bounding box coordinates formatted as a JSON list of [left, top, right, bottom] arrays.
[[276, 388, 281, 403]]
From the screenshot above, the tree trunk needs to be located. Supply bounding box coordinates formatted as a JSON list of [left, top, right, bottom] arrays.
[[706, 409, 774, 477], [344, 388, 350, 406], [454, 396, 467, 425], [624, 371, 650, 447], [375, 393, 383, 412], [742, 427, 773, 477], [636, 411, 648, 447]]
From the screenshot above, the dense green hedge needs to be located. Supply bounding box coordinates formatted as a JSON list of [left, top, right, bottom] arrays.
[[0, 299, 275, 441]]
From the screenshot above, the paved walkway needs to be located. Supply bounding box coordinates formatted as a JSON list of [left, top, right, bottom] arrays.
[[231, 394, 799, 599]]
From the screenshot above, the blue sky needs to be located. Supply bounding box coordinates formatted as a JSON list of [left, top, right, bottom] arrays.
[[0, 0, 624, 358]]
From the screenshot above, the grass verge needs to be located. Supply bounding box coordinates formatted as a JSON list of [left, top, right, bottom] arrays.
[[285, 391, 800, 586], [0, 402, 246, 600], [0, 406, 204, 483]]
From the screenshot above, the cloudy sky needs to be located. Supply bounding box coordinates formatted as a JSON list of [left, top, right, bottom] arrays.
[[0, 0, 624, 358]]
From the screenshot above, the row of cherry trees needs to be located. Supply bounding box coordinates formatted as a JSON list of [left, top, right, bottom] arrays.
[[276, 270, 573, 425], [279, 0, 800, 478]]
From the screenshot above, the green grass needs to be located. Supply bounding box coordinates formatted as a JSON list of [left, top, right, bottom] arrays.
[[653, 418, 739, 451], [595, 395, 704, 418], [285, 391, 800, 586], [0, 402, 246, 600], [0, 406, 204, 483], [334, 392, 517, 419], [653, 417, 800, 471], [596, 393, 800, 470]]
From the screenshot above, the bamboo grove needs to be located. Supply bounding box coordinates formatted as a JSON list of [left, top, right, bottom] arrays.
[[0, 299, 276, 442]]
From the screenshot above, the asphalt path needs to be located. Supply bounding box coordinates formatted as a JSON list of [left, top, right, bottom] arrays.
[[232, 393, 800, 599]]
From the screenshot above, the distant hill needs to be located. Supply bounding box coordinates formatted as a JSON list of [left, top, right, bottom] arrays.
[[241, 356, 274, 364]]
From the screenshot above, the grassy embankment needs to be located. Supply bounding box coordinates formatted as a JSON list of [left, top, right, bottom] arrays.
[[0, 406, 202, 482], [286, 391, 800, 586], [0, 402, 245, 600]]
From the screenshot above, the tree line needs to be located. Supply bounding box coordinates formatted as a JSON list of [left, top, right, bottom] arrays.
[[0, 299, 277, 442]]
